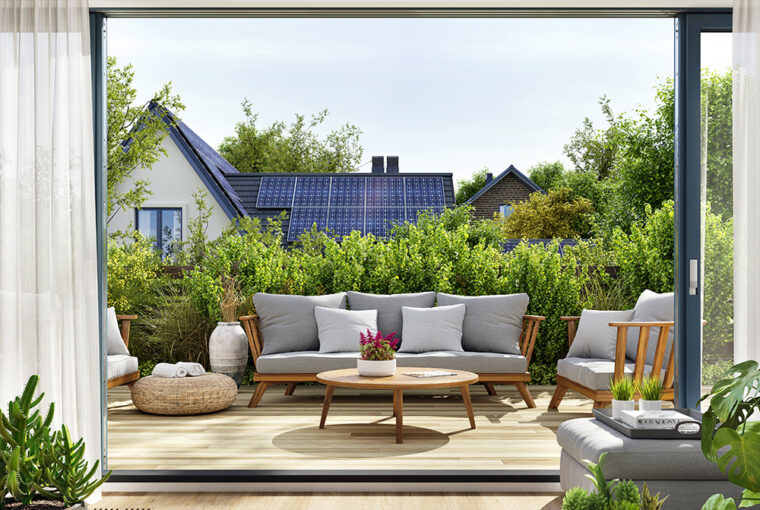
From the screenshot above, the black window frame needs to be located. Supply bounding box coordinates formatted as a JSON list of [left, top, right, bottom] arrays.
[[134, 206, 183, 258]]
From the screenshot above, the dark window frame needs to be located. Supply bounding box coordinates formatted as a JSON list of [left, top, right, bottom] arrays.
[[91, 6, 733, 484], [135, 206, 183, 257]]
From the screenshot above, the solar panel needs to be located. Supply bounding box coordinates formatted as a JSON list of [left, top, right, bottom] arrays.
[[293, 176, 331, 208], [287, 207, 328, 241], [366, 177, 404, 208], [256, 176, 296, 208], [327, 207, 365, 237], [329, 176, 365, 208], [404, 177, 445, 207], [366, 208, 406, 238]]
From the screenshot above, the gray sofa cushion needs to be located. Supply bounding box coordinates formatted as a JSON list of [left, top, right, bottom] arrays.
[[558, 418, 727, 480], [399, 304, 466, 353], [107, 354, 138, 380], [435, 293, 529, 355], [255, 350, 528, 374], [254, 293, 347, 355], [557, 357, 656, 390], [315, 307, 377, 353], [107, 307, 130, 356], [346, 291, 435, 342], [626, 290, 674, 364], [566, 309, 634, 360]]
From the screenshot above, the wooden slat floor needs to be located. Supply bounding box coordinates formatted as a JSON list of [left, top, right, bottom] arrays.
[[94, 492, 565, 509], [106, 384, 592, 471]]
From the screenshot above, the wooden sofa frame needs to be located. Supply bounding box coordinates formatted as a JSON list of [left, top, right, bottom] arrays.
[[107, 314, 140, 389], [548, 317, 675, 409], [239, 314, 545, 409]]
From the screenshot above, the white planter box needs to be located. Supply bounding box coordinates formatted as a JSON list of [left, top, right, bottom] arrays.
[[357, 359, 396, 377], [639, 399, 663, 411], [612, 399, 635, 419]]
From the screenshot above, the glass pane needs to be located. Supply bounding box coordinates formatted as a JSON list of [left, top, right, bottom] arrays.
[[700, 33, 733, 401], [136, 209, 158, 250], [160, 209, 182, 259]]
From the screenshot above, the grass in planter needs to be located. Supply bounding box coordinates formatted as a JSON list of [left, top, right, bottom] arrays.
[[609, 376, 635, 400], [638, 375, 663, 401]]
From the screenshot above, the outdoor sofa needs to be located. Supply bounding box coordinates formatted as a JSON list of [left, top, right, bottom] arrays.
[[240, 291, 544, 408], [106, 307, 140, 389]]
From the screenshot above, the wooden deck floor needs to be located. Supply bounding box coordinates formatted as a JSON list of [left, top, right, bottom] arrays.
[[106, 384, 592, 471]]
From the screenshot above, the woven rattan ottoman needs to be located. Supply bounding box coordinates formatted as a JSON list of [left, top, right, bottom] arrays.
[[131, 373, 238, 415]]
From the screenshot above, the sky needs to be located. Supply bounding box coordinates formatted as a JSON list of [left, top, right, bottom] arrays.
[[109, 18, 731, 184]]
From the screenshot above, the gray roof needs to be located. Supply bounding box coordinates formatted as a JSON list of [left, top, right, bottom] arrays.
[[465, 164, 544, 205]]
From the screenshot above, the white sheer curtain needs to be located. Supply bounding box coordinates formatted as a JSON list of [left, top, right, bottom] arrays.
[[734, 0, 760, 364], [0, 0, 100, 466]]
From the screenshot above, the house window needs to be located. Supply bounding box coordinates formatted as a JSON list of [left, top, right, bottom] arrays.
[[136, 208, 182, 259], [499, 205, 514, 217]]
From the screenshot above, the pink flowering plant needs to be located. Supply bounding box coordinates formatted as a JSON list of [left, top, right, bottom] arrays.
[[359, 329, 399, 361]]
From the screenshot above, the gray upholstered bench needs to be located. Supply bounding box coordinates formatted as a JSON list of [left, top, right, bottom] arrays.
[[557, 418, 741, 508]]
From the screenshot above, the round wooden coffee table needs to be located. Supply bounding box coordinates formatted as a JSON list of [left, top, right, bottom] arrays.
[[316, 367, 479, 443]]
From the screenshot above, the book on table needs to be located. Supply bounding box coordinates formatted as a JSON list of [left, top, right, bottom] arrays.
[[620, 410, 694, 430]]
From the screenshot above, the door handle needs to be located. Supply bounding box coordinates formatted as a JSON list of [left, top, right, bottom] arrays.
[[689, 259, 698, 295]]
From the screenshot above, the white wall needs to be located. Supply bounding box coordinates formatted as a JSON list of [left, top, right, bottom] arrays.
[[108, 137, 234, 243]]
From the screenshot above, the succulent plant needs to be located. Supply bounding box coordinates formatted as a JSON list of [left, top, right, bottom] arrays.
[[613, 479, 640, 504], [640, 483, 668, 510]]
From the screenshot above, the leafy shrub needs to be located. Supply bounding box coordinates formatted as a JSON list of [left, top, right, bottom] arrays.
[[703, 204, 733, 364], [500, 188, 595, 239], [107, 233, 170, 314]]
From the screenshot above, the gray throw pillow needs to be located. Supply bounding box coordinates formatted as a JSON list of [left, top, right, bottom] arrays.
[[566, 309, 635, 360], [315, 307, 377, 353], [435, 292, 529, 354], [626, 290, 674, 364], [107, 307, 130, 356], [346, 291, 435, 342], [398, 304, 466, 353], [254, 293, 347, 355]]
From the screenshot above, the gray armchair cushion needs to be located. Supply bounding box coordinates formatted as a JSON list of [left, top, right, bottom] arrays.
[[399, 304, 466, 353], [557, 357, 643, 390], [255, 350, 527, 374], [107, 354, 138, 380], [626, 290, 674, 364], [346, 291, 435, 342], [315, 307, 377, 353], [566, 309, 634, 360], [435, 293, 529, 355], [254, 293, 347, 355], [107, 307, 130, 356]]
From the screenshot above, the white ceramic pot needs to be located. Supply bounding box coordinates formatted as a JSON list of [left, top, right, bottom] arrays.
[[639, 399, 663, 411], [209, 321, 248, 387], [611, 399, 635, 420], [357, 359, 396, 377]]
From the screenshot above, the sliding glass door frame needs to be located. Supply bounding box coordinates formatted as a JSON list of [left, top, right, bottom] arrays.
[[89, 6, 732, 483], [674, 12, 732, 409]]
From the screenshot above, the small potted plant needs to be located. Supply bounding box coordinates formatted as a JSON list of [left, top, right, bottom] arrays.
[[609, 376, 635, 420], [357, 329, 399, 377], [637, 375, 664, 411]]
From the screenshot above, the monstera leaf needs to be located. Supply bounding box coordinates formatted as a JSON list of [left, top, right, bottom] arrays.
[[702, 494, 738, 510], [711, 422, 760, 493], [739, 489, 760, 508], [706, 361, 760, 422]]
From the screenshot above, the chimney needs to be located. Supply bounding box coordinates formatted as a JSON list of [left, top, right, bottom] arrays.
[[371, 156, 385, 174], [485, 172, 494, 184], [386, 156, 399, 173]]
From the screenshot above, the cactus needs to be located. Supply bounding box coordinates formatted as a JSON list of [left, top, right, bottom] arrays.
[[0, 375, 54, 507]]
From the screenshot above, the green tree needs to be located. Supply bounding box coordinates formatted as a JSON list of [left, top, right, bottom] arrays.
[[501, 188, 595, 239], [218, 99, 363, 173], [107, 57, 184, 224], [563, 96, 620, 181], [455, 168, 490, 204], [701, 69, 733, 219], [528, 161, 565, 192]]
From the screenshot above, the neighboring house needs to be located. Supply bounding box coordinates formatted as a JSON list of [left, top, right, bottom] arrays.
[[110, 108, 456, 253], [465, 165, 544, 220]]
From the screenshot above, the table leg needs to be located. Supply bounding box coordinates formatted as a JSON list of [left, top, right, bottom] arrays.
[[393, 389, 404, 444], [461, 384, 476, 429], [319, 385, 335, 429]]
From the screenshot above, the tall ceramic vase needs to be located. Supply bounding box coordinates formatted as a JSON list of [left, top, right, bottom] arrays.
[[209, 322, 248, 387]]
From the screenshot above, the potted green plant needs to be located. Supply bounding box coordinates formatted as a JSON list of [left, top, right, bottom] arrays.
[[209, 276, 248, 386], [609, 376, 635, 420], [1, 375, 110, 510], [357, 329, 399, 377], [698, 360, 760, 510], [637, 376, 664, 411]]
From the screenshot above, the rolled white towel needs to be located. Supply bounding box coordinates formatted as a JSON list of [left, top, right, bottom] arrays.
[[176, 362, 206, 377], [152, 362, 187, 378]]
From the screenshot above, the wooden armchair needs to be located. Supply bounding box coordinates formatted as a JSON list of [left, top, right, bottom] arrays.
[[548, 316, 675, 409], [240, 314, 545, 409], [107, 314, 140, 389]]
